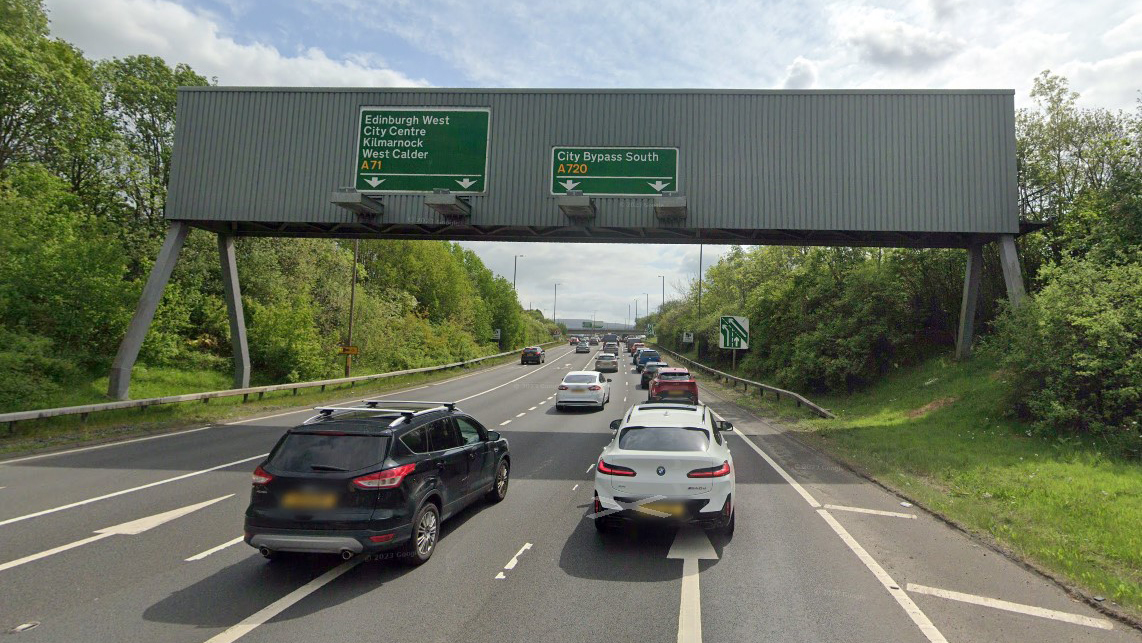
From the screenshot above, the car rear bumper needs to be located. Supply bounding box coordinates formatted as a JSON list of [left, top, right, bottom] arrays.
[[592, 491, 732, 529], [244, 524, 413, 555]]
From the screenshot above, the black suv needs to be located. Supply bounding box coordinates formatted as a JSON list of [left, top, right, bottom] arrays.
[[244, 401, 510, 565], [521, 346, 545, 364]]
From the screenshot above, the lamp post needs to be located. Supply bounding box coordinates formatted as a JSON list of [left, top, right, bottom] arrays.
[[643, 293, 649, 329], [658, 275, 665, 313], [553, 283, 560, 327], [512, 254, 524, 291]]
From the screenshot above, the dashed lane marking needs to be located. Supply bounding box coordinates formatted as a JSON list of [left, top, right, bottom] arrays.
[[515, 412, 526, 418], [499, 420, 512, 426], [572, 484, 579, 491], [824, 504, 917, 519], [906, 584, 1113, 630], [586, 463, 595, 474], [186, 536, 245, 561], [528, 406, 537, 411]]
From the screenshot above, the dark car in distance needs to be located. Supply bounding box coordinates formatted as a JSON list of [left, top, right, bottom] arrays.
[[639, 361, 669, 388], [244, 401, 510, 566], [521, 346, 545, 364]]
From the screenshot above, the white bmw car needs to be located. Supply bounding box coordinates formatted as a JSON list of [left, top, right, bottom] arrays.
[[592, 402, 735, 535]]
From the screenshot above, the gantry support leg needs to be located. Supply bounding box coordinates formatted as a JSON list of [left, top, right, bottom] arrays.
[[218, 234, 250, 389], [955, 243, 984, 360], [107, 221, 190, 399], [998, 233, 1026, 307]]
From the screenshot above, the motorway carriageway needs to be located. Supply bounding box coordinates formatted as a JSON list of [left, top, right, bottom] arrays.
[[0, 345, 1136, 643]]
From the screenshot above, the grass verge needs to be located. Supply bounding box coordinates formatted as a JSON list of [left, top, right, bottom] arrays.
[[0, 346, 555, 458], [689, 351, 1142, 622]]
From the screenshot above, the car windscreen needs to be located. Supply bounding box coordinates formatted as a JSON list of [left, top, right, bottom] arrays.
[[618, 426, 709, 452], [563, 374, 597, 384], [658, 372, 692, 381], [267, 433, 389, 473]]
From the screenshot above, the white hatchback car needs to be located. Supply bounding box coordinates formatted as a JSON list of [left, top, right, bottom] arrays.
[[556, 371, 611, 411], [592, 403, 735, 535]]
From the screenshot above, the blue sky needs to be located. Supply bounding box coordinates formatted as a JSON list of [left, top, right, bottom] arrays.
[[44, 0, 1142, 323]]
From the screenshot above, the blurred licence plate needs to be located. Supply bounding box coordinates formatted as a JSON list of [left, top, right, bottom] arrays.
[[281, 491, 337, 509], [666, 390, 686, 396], [571, 387, 586, 393], [643, 501, 685, 517]]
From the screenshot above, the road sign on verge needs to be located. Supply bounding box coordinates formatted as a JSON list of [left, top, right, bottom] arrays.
[[338, 345, 360, 355], [492, 329, 501, 340], [356, 107, 490, 194], [682, 331, 694, 343], [550, 147, 678, 196], [718, 316, 749, 349]]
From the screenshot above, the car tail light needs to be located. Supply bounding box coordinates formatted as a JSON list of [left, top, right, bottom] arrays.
[[353, 463, 416, 489], [369, 534, 395, 543], [588, 385, 602, 391], [251, 466, 273, 485], [558, 385, 569, 390], [687, 461, 731, 478], [597, 459, 636, 477]]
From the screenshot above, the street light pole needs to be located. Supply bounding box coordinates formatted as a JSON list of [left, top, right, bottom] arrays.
[[697, 244, 703, 357], [658, 275, 665, 313], [643, 293, 649, 328], [345, 239, 359, 377], [512, 254, 524, 291], [553, 283, 560, 328]]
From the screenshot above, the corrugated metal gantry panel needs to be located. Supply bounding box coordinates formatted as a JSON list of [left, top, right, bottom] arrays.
[[166, 88, 1017, 246]]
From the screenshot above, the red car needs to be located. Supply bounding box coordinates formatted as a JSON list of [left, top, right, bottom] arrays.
[[647, 368, 698, 404]]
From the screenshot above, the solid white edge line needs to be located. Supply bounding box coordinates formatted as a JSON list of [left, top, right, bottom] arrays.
[[711, 410, 820, 508], [906, 583, 1113, 630], [203, 559, 361, 643], [819, 510, 948, 642], [0, 426, 216, 465], [824, 504, 917, 519], [677, 557, 702, 643], [186, 536, 246, 562], [0, 453, 267, 528]]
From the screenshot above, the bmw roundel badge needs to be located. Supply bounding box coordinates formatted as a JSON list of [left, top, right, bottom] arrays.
[[656, 466, 666, 476]]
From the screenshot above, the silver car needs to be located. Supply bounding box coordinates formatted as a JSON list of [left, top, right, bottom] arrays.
[[556, 371, 612, 411], [595, 352, 619, 372]]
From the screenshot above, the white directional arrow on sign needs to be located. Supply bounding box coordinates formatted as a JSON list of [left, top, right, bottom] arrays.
[[0, 494, 233, 573], [648, 180, 672, 192], [455, 178, 478, 189], [364, 177, 384, 188], [667, 526, 719, 643], [558, 179, 580, 192]]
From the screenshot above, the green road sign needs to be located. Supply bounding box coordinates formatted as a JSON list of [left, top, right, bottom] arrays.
[[356, 107, 489, 194], [719, 316, 749, 349], [550, 147, 678, 196]]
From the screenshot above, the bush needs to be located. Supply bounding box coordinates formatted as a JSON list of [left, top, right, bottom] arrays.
[[0, 330, 80, 412], [988, 256, 1142, 457]]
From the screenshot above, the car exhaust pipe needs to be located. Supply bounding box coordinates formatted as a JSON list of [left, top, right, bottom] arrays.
[[259, 547, 272, 558], [340, 549, 355, 560]]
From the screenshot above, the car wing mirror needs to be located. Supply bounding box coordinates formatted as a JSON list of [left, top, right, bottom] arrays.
[[486, 430, 501, 441], [608, 419, 621, 432], [718, 421, 734, 432], [606, 378, 612, 383]]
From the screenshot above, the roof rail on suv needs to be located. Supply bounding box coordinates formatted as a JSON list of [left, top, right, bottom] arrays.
[[363, 400, 457, 411], [309, 402, 457, 426]]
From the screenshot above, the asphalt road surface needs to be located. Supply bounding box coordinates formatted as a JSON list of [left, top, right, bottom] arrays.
[[1, 345, 1136, 642]]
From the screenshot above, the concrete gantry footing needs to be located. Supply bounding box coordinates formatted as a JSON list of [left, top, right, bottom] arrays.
[[218, 234, 250, 389], [107, 222, 190, 400]]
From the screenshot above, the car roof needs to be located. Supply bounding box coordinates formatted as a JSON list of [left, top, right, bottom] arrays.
[[658, 367, 690, 375], [564, 370, 601, 377], [299, 401, 460, 432], [623, 403, 710, 427]]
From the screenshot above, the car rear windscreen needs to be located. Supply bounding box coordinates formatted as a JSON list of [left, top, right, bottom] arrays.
[[640, 352, 659, 360], [618, 427, 709, 451], [564, 374, 597, 384], [658, 372, 691, 380], [267, 433, 390, 473]]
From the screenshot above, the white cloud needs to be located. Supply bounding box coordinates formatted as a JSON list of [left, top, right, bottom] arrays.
[[831, 5, 965, 70], [783, 57, 819, 88], [44, 0, 426, 87]]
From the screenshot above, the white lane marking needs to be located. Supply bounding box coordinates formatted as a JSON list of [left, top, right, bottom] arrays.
[[0, 495, 233, 573], [186, 536, 245, 561], [668, 527, 718, 643], [455, 349, 576, 403], [623, 396, 627, 402], [906, 584, 1113, 630], [0, 486, 6, 490], [711, 410, 820, 508], [0, 426, 215, 465], [499, 420, 512, 426], [537, 400, 547, 405], [824, 504, 917, 519], [204, 559, 361, 643], [495, 571, 506, 579], [503, 542, 533, 570], [572, 484, 579, 491], [586, 463, 595, 474], [0, 455, 264, 528], [819, 510, 947, 642], [528, 406, 537, 411], [515, 412, 526, 418]]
